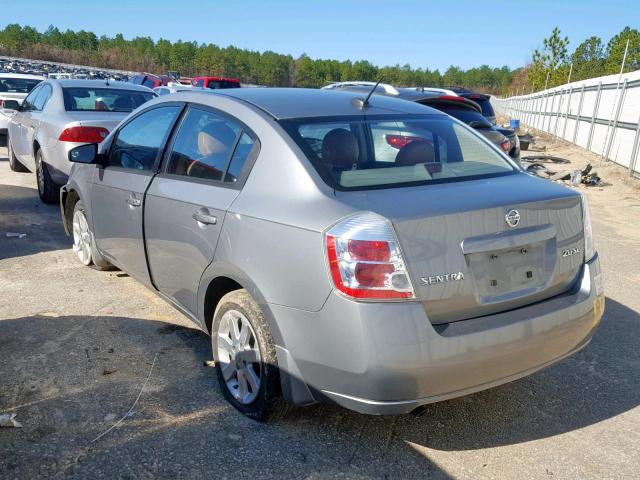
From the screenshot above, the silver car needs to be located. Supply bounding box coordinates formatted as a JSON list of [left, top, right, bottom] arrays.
[[0, 73, 44, 146], [60, 88, 604, 421], [5, 79, 155, 203]]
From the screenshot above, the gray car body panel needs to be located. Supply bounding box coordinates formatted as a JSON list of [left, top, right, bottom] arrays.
[[62, 88, 603, 414]]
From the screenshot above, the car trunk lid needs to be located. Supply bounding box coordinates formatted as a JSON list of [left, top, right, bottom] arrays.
[[72, 111, 128, 132], [335, 173, 584, 324]]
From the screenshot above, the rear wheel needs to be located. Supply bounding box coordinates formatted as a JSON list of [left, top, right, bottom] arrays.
[[72, 200, 113, 270], [7, 136, 29, 172], [212, 289, 292, 422], [35, 149, 59, 204]]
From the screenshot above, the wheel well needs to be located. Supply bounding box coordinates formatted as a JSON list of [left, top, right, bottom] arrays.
[[63, 189, 80, 233], [204, 276, 243, 334]]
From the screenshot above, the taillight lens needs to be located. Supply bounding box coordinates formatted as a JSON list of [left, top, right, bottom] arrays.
[[582, 195, 595, 262], [325, 212, 415, 300], [499, 138, 511, 153], [59, 126, 109, 143], [0, 99, 4, 108], [385, 134, 430, 149]]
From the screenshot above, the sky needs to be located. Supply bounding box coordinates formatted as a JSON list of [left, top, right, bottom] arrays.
[[2, 0, 638, 71]]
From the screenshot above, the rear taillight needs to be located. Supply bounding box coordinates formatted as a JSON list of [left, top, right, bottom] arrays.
[[325, 212, 415, 300], [385, 135, 431, 149], [58, 126, 109, 143], [499, 138, 511, 153], [0, 99, 4, 108], [581, 195, 595, 262]]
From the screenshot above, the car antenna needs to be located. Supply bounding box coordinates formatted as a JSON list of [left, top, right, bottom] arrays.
[[352, 78, 383, 110], [105, 78, 110, 86]]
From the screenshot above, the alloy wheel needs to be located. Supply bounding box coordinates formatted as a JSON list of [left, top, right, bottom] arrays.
[[72, 209, 92, 265], [216, 309, 262, 404]]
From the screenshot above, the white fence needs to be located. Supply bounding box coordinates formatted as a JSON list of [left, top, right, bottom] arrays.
[[492, 70, 640, 177]]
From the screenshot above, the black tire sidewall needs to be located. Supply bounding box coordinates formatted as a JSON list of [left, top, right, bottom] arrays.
[[7, 136, 27, 172], [35, 149, 58, 203], [211, 290, 283, 421]]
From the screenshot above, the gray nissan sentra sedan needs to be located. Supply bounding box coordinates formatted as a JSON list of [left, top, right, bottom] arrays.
[[60, 88, 604, 421]]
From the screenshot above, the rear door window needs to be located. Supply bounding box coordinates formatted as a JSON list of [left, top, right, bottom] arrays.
[[19, 84, 42, 111], [108, 106, 181, 170], [225, 133, 259, 184], [32, 84, 52, 111], [166, 107, 240, 182]]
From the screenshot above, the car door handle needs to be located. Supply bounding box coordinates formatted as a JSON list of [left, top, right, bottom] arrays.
[[192, 210, 217, 225], [126, 196, 141, 207]]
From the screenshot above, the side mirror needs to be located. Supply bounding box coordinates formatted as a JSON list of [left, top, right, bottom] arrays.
[[2, 100, 20, 110], [68, 143, 104, 165]]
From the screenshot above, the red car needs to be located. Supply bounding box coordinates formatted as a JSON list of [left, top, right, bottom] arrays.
[[128, 73, 173, 89], [192, 76, 241, 89]]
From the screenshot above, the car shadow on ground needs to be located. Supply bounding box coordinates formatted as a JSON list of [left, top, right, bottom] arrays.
[[0, 183, 68, 260], [0, 297, 637, 478]]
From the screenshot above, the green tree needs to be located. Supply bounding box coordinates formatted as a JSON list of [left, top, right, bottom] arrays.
[[605, 26, 640, 74], [0, 23, 512, 91], [528, 27, 570, 90], [571, 36, 605, 81]]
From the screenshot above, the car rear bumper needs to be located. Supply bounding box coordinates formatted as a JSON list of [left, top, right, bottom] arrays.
[[273, 254, 603, 414]]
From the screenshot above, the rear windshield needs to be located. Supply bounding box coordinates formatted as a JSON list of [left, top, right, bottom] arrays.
[[206, 80, 240, 89], [0, 77, 41, 94], [281, 115, 515, 190], [62, 88, 155, 112], [466, 96, 495, 118], [427, 107, 493, 128]]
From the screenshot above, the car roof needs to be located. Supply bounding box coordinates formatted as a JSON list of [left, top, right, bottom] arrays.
[[207, 87, 443, 119], [0, 73, 46, 80], [51, 79, 153, 91]]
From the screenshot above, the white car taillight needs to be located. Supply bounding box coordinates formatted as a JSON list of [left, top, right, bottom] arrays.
[[582, 194, 595, 262], [325, 212, 415, 300]]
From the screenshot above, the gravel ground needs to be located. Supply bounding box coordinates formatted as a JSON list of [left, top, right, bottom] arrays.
[[1, 142, 639, 480]]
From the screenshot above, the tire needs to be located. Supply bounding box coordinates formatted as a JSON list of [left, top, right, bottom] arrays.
[[71, 200, 113, 270], [212, 289, 293, 422], [7, 135, 29, 173], [35, 149, 59, 204]]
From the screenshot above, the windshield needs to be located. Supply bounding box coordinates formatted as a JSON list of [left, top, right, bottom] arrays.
[[62, 88, 155, 112], [281, 115, 516, 190], [0, 77, 42, 94], [206, 80, 240, 89]]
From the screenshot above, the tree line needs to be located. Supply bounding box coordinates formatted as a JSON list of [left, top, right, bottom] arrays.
[[510, 26, 640, 95], [0, 23, 514, 92]]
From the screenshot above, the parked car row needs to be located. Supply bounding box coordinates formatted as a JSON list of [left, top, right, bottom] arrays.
[[128, 72, 241, 90], [0, 57, 130, 81], [23, 86, 604, 422]]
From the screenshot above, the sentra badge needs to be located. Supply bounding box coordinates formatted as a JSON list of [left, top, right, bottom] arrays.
[[420, 272, 465, 286]]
